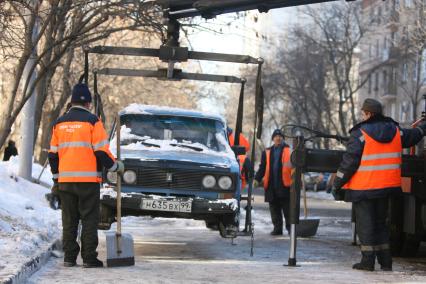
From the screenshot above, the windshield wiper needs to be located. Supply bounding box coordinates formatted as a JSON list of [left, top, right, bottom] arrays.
[[122, 138, 160, 148], [169, 143, 204, 152]]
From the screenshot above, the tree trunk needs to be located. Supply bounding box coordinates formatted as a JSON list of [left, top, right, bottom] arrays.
[[38, 49, 74, 163]]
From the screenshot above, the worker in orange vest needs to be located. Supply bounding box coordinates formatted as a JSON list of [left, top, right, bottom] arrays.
[[228, 127, 251, 191], [255, 129, 292, 235], [228, 127, 250, 153], [48, 83, 124, 268], [333, 98, 426, 271]]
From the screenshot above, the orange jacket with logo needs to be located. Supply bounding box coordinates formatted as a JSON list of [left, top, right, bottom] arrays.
[[343, 128, 402, 190], [48, 106, 116, 183], [264, 147, 292, 190]]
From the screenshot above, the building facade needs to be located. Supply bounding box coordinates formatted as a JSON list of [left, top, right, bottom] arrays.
[[359, 0, 426, 126]]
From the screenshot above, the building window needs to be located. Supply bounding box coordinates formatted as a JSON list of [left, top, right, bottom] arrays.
[[413, 59, 418, 81], [404, 0, 413, 8], [390, 102, 396, 119], [375, 72, 379, 91], [370, 7, 375, 23], [376, 39, 380, 57], [395, 0, 401, 10], [383, 70, 388, 89], [368, 74, 372, 94], [369, 43, 372, 58], [402, 63, 408, 83], [400, 101, 412, 122], [422, 49, 426, 84]]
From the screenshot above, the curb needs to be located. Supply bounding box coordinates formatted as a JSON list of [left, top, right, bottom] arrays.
[[1, 239, 62, 284]]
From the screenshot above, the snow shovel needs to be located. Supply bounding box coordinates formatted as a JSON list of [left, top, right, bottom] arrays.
[[106, 115, 135, 267], [297, 175, 320, 238]]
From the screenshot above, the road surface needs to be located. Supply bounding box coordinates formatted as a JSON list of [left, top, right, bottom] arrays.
[[29, 190, 426, 283]]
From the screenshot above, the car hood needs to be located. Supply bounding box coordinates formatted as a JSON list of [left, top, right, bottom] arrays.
[[121, 148, 237, 169]]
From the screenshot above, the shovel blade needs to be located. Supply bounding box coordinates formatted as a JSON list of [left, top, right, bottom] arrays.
[[105, 232, 135, 267], [297, 219, 320, 238]]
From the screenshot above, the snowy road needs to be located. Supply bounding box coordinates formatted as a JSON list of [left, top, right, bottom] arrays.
[[29, 191, 426, 284]]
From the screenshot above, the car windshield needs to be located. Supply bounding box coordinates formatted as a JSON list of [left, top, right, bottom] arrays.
[[119, 114, 229, 153]]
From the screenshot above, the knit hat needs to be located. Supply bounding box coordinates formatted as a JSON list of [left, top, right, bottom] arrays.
[[361, 98, 382, 114], [71, 83, 92, 103], [271, 129, 284, 140]]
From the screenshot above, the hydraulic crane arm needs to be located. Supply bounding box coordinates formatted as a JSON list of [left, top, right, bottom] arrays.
[[157, 0, 356, 19]]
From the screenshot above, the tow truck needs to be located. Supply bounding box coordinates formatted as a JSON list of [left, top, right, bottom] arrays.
[[80, 0, 424, 261]]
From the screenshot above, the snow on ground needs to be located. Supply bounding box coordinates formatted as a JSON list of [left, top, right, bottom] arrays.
[[305, 190, 334, 201], [0, 157, 60, 282], [29, 194, 426, 283]]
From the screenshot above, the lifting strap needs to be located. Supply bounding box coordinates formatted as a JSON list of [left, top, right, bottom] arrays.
[[234, 79, 246, 146]]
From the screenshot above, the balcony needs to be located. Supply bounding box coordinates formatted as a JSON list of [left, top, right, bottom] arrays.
[[380, 82, 397, 100], [382, 46, 401, 64]]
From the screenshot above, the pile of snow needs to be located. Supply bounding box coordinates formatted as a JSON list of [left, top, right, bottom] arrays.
[[0, 157, 60, 282], [120, 103, 226, 123]]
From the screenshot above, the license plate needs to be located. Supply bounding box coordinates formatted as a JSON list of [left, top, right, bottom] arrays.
[[141, 199, 192, 213]]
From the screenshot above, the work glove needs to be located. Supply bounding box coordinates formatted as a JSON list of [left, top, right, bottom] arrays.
[[115, 160, 125, 174], [51, 179, 59, 195], [253, 180, 259, 188], [109, 160, 125, 174], [331, 186, 345, 201], [46, 179, 61, 210]]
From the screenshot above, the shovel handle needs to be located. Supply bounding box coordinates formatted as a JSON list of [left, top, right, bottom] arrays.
[[302, 174, 308, 218], [116, 114, 122, 237]]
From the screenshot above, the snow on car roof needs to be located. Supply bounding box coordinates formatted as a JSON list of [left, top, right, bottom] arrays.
[[119, 103, 226, 124]]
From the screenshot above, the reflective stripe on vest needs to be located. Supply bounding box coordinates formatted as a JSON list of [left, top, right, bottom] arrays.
[[264, 147, 292, 190], [59, 171, 102, 178], [58, 141, 92, 150], [343, 128, 402, 191]]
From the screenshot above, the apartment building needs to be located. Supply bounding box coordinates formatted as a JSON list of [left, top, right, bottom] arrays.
[[359, 0, 426, 126]]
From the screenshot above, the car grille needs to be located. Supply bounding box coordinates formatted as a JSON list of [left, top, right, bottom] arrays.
[[135, 167, 202, 190]]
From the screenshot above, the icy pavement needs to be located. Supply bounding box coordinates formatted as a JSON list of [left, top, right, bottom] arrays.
[[0, 158, 60, 282], [29, 194, 426, 284]]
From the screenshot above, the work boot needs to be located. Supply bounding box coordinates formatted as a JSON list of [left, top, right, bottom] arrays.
[[377, 249, 392, 271], [83, 258, 103, 268], [63, 261, 76, 267], [352, 251, 375, 271], [270, 229, 283, 236]]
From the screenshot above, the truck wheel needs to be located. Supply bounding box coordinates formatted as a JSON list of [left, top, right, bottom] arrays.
[[98, 204, 114, 230], [205, 221, 219, 230], [400, 234, 420, 257]]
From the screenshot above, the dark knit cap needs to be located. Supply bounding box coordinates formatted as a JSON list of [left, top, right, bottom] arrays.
[[361, 98, 382, 114], [71, 83, 92, 103], [271, 129, 284, 140]]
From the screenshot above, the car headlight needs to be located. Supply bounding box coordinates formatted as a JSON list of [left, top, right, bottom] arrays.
[[202, 175, 216, 188], [106, 172, 117, 184], [123, 170, 137, 184], [218, 176, 233, 190]]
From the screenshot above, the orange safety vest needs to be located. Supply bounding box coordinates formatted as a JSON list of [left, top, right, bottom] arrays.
[[229, 133, 250, 152], [264, 147, 292, 190], [343, 128, 402, 190], [49, 107, 115, 183], [239, 154, 247, 189]]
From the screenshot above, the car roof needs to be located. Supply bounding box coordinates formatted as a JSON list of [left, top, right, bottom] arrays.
[[119, 104, 226, 124]]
